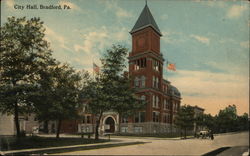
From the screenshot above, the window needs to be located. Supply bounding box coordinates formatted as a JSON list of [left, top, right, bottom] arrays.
[[152, 95, 159, 108], [121, 117, 128, 123], [134, 77, 140, 87], [134, 127, 143, 133], [134, 58, 147, 70], [83, 115, 91, 124], [141, 76, 146, 87], [153, 76, 156, 87], [153, 60, 160, 71], [121, 127, 128, 133], [86, 116, 91, 123], [163, 113, 171, 123], [173, 102, 178, 112], [141, 95, 146, 101], [156, 96, 159, 108], [153, 111, 160, 122], [168, 114, 171, 123], [152, 76, 159, 88], [163, 113, 167, 123], [134, 112, 145, 123], [156, 77, 159, 88], [164, 99, 167, 110], [152, 95, 156, 107]]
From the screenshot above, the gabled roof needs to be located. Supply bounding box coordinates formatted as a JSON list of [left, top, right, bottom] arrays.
[[130, 4, 162, 36]]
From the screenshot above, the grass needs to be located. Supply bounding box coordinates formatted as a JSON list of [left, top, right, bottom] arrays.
[[0, 136, 108, 151]]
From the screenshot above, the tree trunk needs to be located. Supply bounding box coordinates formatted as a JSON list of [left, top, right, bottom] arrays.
[[56, 119, 62, 138], [95, 112, 103, 140], [118, 113, 121, 133], [44, 120, 49, 133], [14, 101, 21, 138], [95, 120, 100, 140], [184, 128, 187, 139]]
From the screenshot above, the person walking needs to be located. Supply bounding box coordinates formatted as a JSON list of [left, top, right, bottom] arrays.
[[210, 131, 214, 140]]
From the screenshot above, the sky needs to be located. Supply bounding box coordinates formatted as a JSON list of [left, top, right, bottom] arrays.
[[1, 0, 249, 115]]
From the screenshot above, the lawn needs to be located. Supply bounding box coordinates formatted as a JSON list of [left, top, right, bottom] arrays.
[[0, 136, 108, 151]]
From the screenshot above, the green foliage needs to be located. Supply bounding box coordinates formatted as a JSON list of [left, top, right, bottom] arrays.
[[82, 45, 145, 139], [195, 105, 248, 133], [174, 105, 195, 138], [195, 113, 214, 130], [0, 16, 53, 137], [33, 63, 82, 138], [214, 105, 248, 133]]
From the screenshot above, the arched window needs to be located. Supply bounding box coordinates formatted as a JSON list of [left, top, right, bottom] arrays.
[[141, 76, 146, 87]]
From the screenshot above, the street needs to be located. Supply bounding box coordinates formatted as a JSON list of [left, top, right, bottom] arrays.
[[55, 132, 249, 155]]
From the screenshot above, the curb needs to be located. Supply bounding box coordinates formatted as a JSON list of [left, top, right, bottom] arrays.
[[0, 141, 146, 155]]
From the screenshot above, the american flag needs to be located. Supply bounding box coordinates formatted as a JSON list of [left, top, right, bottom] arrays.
[[167, 63, 176, 71]]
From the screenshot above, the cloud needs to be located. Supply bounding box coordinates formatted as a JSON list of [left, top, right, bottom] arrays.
[[74, 26, 129, 54], [101, 0, 132, 18], [161, 14, 168, 20], [58, 1, 80, 10], [190, 34, 210, 45], [167, 69, 249, 115], [227, 5, 247, 19], [162, 31, 187, 44], [44, 25, 70, 51]]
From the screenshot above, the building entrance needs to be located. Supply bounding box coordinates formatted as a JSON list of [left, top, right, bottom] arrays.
[[104, 117, 115, 133]]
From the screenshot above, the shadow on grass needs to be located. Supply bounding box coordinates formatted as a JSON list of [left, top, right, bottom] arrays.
[[202, 147, 231, 156], [4, 141, 146, 156]]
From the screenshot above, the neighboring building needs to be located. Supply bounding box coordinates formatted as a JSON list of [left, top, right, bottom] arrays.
[[192, 105, 205, 133], [0, 113, 15, 135], [0, 113, 57, 136]]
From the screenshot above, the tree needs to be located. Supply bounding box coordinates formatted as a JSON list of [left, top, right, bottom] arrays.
[[33, 63, 82, 138], [236, 113, 249, 131], [174, 105, 195, 139], [215, 105, 238, 133], [110, 75, 146, 132], [195, 113, 214, 130], [82, 45, 145, 140], [0, 17, 53, 137]]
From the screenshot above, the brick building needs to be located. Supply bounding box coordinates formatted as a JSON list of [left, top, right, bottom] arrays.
[[68, 3, 181, 135], [118, 3, 181, 134], [0, 3, 181, 136]]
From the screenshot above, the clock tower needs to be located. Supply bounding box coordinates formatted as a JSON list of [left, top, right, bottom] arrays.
[[128, 3, 165, 123]]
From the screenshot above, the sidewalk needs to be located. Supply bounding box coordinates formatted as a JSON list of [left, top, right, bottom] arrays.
[[0, 139, 145, 155]]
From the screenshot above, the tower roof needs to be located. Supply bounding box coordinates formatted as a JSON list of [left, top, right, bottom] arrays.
[[130, 4, 162, 36]]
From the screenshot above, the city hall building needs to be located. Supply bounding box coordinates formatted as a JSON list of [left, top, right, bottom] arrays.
[[0, 3, 181, 136], [61, 3, 181, 135]]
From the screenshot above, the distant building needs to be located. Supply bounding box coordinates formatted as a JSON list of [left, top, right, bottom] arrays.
[[192, 105, 205, 133], [0, 113, 15, 135]]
